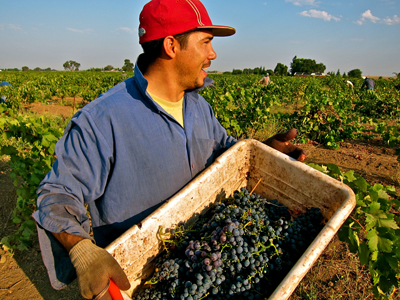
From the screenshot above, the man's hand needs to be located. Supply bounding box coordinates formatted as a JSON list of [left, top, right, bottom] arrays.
[[264, 128, 306, 162], [69, 239, 131, 299]]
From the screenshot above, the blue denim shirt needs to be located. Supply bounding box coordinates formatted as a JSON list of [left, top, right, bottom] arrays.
[[32, 57, 236, 290]]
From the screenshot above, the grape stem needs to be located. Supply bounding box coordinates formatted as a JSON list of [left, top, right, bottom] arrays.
[[254, 239, 279, 257], [144, 277, 159, 285], [158, 226, 176, 244], [250, 177, 262, 195], [198, 292, 209, 300]]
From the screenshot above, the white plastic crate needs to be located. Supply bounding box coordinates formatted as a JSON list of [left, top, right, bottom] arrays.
[[105, 139, 356, 300]]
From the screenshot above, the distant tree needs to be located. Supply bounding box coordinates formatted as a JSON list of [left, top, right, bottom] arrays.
[[245, 68, 255, 74], [290, 56, 326, 75], [274, 63, 288, 76], [232, 69, 243, 75], [253, 67, 261, 75], [122, 59, 134, 73], [266, 69, 275, 76], [347, 69, 362, 79], [393, 72, 400, 79], [104, 65, 114, 71], [336, 69, 341, 76], [34, 67, 41, 71], [253, 66, 267, 75], [88, 67, 102, 72], [63, 60, 81, 71], [44, 67, 52, 71], [223, 71, 232, 75], [22, 66, 29, 71]]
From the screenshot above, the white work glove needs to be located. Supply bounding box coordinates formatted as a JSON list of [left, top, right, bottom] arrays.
[[69, 239, 130, 299]]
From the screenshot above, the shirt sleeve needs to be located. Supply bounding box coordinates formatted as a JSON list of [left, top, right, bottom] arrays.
[[32, 109, 113, 289]]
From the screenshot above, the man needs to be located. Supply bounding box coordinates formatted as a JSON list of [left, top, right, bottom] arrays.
[[258, 73, 271, 86], [361, 77, 375, 91], [344, 79, 354, 89], [33, 1, 305, 299], [0, 81, 12, 103]]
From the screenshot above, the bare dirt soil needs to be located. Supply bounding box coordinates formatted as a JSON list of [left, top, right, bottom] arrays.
[[1, 102, 399, 300]]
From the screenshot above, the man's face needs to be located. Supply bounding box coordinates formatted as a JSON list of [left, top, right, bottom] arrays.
[[175, 30, 217, 90]]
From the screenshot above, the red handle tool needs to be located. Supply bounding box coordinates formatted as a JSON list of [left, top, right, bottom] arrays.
[[109, 279, 124, 300]]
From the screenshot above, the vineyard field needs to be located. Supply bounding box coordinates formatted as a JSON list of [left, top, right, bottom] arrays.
[[0, 71, 399, 299]]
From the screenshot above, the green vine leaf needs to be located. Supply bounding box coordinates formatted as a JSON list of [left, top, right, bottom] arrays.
[[378, 219, 399, 230], [358, 242, 370, 266], [354, 177, 368, 193]]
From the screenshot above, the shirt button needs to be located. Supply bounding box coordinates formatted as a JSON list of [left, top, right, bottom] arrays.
[[192, 164, 195, 169]]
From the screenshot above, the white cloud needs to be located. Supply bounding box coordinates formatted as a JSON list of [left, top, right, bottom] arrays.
[[356, 10, 380, 24], [286, 0, 317, 6], [382, 15, 400, 25], [66, 27, 93, 34], [299, 9, 340, 21], [362, 10, 380, 23], [119, 27, 133, 33], [0, 23, 22, 30], [355, 10, 399, 25]]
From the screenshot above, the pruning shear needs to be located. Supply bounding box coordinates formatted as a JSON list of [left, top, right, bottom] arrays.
[[109, 279, 124, 300], [94, 279, 127, 300]]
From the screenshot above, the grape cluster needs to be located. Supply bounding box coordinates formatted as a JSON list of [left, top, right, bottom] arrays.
[[132, 188, 323, 300]]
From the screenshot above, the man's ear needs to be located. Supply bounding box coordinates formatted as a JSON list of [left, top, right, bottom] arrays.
[[163, 36, 179, 59]]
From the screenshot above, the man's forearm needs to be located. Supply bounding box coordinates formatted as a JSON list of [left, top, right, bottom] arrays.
[[52, 232, 85, 252]]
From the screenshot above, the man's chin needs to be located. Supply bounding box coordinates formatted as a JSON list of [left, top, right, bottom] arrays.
[[190, 79, 206, 90]]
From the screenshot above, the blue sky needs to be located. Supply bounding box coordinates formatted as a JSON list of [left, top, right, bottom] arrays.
[[1, 0, 399, 76]]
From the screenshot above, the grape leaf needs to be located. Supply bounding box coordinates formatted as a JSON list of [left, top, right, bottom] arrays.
[[344, 170, 357, 182], [367, 229, 378, 251], [358, 242, 370, 266], [378, 272, 398, 294], [378, 236, 393, 253], [378, 219, 400, 230], [354, 177, 368, 193]]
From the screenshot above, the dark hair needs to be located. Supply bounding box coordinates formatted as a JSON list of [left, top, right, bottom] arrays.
[[140, 30, 196, 66]]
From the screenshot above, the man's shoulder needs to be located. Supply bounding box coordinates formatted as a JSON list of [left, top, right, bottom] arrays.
[[98, 77, 136, 99], [81, 77, 142, 114]]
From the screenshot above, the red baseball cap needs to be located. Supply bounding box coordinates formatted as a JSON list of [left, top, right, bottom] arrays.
[[138, 0, 236, 44]]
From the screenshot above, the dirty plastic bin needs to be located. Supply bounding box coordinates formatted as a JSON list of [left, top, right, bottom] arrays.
[[105, 139, 356, 300]]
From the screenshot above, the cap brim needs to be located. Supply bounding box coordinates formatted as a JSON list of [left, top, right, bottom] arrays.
[[197, 25, 236, 37]]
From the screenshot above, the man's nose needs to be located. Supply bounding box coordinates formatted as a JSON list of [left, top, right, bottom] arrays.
[[208, 45, 217, 60]]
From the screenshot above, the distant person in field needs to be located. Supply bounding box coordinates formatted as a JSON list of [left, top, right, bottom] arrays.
[[0, 81, 13, 103], [32, 1, 306, 299], [361, 77, 375, 91], [259, 73, 271, 86], [344, 79, 354, 89]]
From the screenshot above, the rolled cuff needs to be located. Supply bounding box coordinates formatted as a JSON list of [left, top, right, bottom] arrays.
[[32, 194, 92, 290]]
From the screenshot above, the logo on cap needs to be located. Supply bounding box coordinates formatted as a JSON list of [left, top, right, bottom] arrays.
[[138, 27, 146, 37]]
